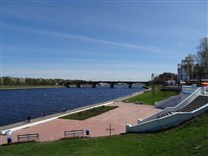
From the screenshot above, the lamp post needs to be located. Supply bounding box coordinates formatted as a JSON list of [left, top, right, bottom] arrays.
[[151, 73, 155, 97]]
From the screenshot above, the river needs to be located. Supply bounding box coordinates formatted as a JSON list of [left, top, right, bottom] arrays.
[[0, 85, 143, 127]]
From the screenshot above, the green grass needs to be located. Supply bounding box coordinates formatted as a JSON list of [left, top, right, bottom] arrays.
[[1, 111, 208, 156], [124, 87, 179, 105], [59, 106, 118, 120]]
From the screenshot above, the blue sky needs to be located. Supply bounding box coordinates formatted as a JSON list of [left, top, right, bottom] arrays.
[[0, 0, 207, 81]]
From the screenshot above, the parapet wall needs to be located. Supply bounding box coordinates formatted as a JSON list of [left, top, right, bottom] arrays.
[[126, 103, 208, 133]]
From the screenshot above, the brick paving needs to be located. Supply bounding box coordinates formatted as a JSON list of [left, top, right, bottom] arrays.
[[0, 102, 161, 144]]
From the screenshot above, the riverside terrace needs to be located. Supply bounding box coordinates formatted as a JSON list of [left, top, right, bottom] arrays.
[[62, 80, 149, 88]]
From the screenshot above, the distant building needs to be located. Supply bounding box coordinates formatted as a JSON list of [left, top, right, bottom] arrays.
[[18, 78, 25, 83], [177, 63, 191, 82], [12, 78, 25, 85], [178, 62, 208, 82], [164, 80, 176, 86]]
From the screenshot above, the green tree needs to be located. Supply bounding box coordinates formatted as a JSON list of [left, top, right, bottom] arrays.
[[154, 72, 177, 84], [3, 76, 12, 85], [196, 37, 208, 81]]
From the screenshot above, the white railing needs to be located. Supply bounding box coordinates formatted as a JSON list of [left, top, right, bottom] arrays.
[[182, 85, 198, 94], [174, 87, 202, 110]]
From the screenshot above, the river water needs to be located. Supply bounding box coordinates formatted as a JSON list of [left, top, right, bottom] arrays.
[[0, 85, 143, 127]]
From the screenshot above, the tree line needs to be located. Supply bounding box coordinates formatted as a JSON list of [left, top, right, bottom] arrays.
[[0, 77, 64, 86]]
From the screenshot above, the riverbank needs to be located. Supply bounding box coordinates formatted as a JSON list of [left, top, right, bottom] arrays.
[[0, 100, 160, 144], [0, 89, 146, 134], [1, 86, 144, 127], [0, 101, 113, 133], [1, 111, 207, 155], [0, 85, 65, 90]]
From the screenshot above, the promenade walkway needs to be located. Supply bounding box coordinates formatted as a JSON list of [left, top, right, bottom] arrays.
[[0, 102, 160, 144]]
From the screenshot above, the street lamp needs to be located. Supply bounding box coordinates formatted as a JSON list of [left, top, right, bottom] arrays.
[[151, 73, 155, 97]]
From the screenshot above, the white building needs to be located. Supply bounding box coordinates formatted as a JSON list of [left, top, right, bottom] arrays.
[[178, 62, 208, 82], [177, 63, 192, 82]]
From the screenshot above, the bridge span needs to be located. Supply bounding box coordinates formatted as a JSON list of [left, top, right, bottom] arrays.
[[63, 80, 149, 88]]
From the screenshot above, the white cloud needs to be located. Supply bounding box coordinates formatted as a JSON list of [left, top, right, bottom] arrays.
[[154, 22, 201, 44], [4, 24, 165, 54]]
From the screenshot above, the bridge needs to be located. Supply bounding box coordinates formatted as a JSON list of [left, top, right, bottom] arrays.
[[62, 80, 149, 88]]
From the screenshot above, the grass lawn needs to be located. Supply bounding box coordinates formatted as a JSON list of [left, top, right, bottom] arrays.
[[124, 87, 179, 105], [59, 106, 118, 120], [1, 111, 208, 156]]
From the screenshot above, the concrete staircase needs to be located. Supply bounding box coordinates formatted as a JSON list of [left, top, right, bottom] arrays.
[[180, 96, 208, 112], [126, 88, 208, 133], [159, 112, 172, 118]]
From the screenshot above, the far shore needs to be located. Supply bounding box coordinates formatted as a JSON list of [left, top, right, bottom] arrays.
[[0, 85, 65, 90]]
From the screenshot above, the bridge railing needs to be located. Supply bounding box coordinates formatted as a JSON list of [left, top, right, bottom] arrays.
[[64, 80, 149, 88]]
